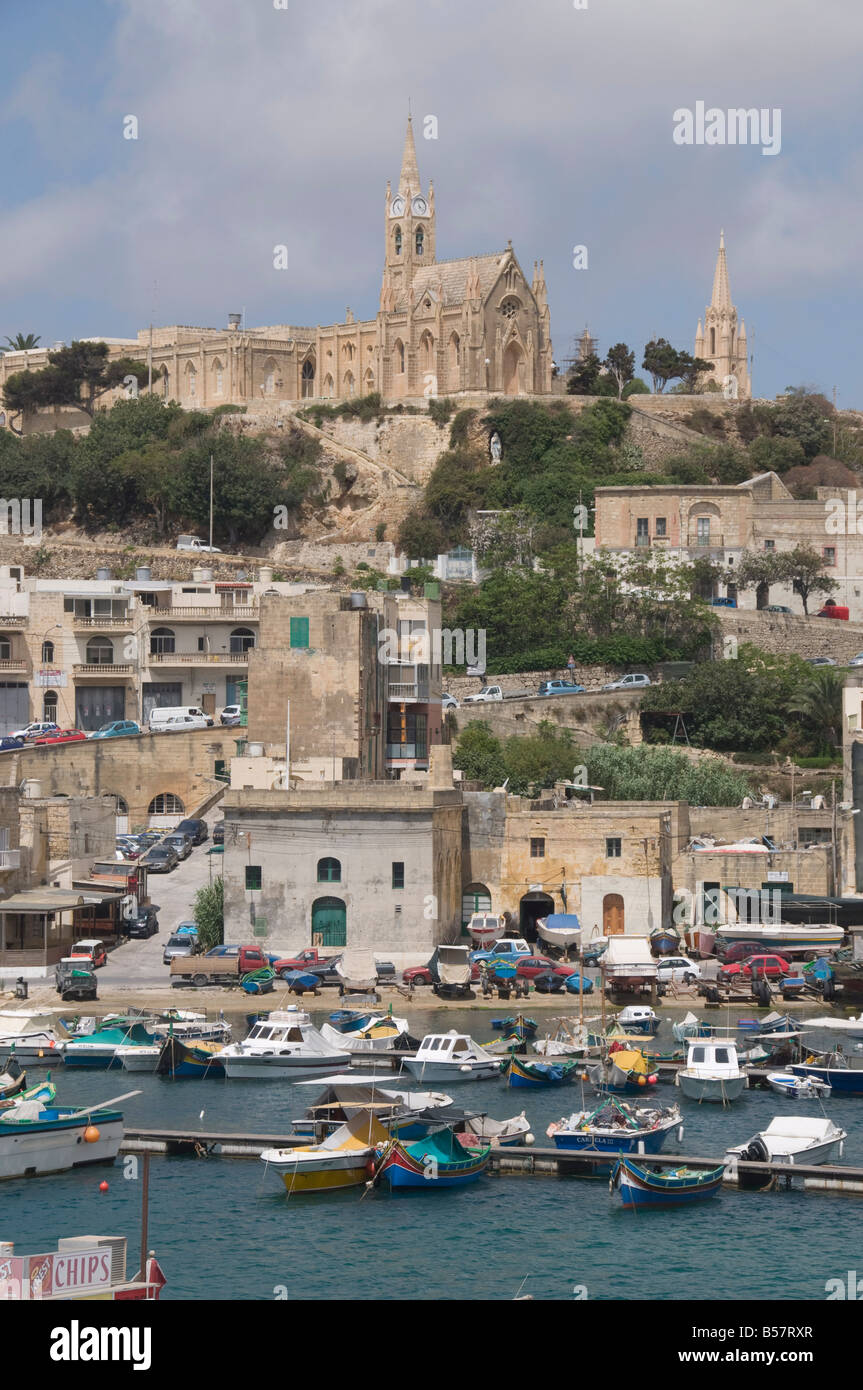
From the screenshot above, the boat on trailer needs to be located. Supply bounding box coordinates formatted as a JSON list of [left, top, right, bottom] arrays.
[[611, 1156, 725, 1208]]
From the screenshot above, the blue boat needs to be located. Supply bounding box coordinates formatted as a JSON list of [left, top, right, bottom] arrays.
[[611, 1156, 725, 1208], [547, 1097, 683, 1160], [491, 1016, 538, 1037], [790, 1056, 863, 1096], [280, 970, 320, 994], [563, 972, 593, 995], [63, 1021, 156, 1070], [503, 1055, 580, 1088], [155, 1036, 226, 1078], [374, 1127, 490, 1189], [240, 968, 276, 995]]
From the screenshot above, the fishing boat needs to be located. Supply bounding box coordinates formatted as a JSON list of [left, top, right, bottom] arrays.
[[114, 1044, 161, 1073], [1, 1234, 165, 1301], [0, 1077, 56, 1111], [503, 1054, 581, 1088], [649, 924, 681, 957], [292, 1077, 454, 1141], [536, 913, 582, 951], [587, 1046, 658, 1095], [62, 1020, 157, 1070], [280, 970, 321, 994], [737, 1011, 793, 1037], [261, 1110, 390, 1193], [547, 1096, 683, 1159], [0, 1096, 128, 1180], [533, 1017, 598, 1058], [726, 1116, 846, 1167], [492, 1016, 538, 1037], [766, 1071, 831, 1100], [676, 1040, 747, 1104], [215, 1008, 351, 1080], [611, 1156, 725, 1208], [672, 1012, 715, 1043], [466, 912, 505, 945], [789, 1051, 863, 1096], [532, 970, 565, 994], [148, 1013, 232, 1043], [240, 968, 276, 995], [716, 923, 844, 955], [401, 1032, 500, 1083], [154, 1036, 226, 1078], [319, 1014, 411, 1054], [454, 1112, 533, 1148], [374, 1128, 491, 1190], [614, 1006, 659, 1037], [0, 1010, 69, 1064]]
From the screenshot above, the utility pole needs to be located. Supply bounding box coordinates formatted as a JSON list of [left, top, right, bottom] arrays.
[[833, 386, 838, 455], [209, 454, 214, 551], [831, 779, 838, 894]]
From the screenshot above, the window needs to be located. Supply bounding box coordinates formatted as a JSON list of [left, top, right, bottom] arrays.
[[606, 837, 622, 858], [0, 634, 11, 660], [392, 862, 405, 890], [148, 793, 185, 816], [41, 640, 55, 664], [85, 637, 114, 665], [696, 517, 711, 546], [764, 539, 775, 552], [655, 517, 667, 538], [229, 627, 255, 654], [43, 689, 58, 722], [150, 627, 175, 656], [636, 518, 649, 547], [245, 866, 262, 891], [415, 227, 424, 256], [823, 546, 836, 566], [394, 226, 402, 256], [530, 837, 545, 858], [317, 857, 341, 883], [289, 617, 310, 649]]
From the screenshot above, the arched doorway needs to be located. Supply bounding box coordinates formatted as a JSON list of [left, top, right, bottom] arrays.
[[519, 890, 554, 943], [312, 896, 346, 948], [503, 341, 525, 395], [603, 893, 625, 935], [461, 883, 491, 932]]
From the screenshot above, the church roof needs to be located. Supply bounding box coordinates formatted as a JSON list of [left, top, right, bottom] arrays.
[[405, 251, 510, 308], [710, 229, 732, 311]]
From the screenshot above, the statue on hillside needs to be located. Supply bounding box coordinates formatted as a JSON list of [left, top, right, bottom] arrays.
[[489, 431, 502, 463]]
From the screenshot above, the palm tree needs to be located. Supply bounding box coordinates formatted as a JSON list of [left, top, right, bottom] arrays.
[[788, 666, 843, 752], [2, 333, 41, 352]]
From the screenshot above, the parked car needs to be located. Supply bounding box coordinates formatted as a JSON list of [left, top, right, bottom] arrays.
[[442, 693, 459, 711], [655, 954, 701, 985], [88, 720, 142, 740], [219, 704, 243, 726], [175, 922, 199, 937], [601, 673, 652, 691], [115, 838, 141, 860], [470, 937, 533, 965], [402, 963, 434, 986], [719, 953, 791, 982], [716, 939, 762, 964], [0, 736, 24, 753], [817, 603, 849, 620], [55, 959, 97, 1001], [176, 817, 209, 845], [127, 905, 159, 939], [11, 721, 60, 741], [175, 534, 222, 553], [709, 597, 737, 608], [806, 657, 837, 667], [34, 728, 87, 745], [513, 955, 580, 980], [848, 653, 863, 668], [151, 714, 210, 734], [141, 845, 179, 873], [163, 833, 193, 861], [537, 680, 585, 696], [69, 938, 108, 969], [212, 821, 224, 846], [764, 605, 792, 614], [163, 933, 199, 964]]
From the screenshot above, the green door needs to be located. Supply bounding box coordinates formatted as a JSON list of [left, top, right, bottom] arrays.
[[312, 896, 346, 948]]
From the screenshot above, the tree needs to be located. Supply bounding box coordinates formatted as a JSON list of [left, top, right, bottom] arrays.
[[675, 351, 714, 392], [192, 877, 224, 952], [734, 549, 784, 607], [3, 333, 40, 351], [604, 343, 635, 398], [584, 744, 751, 805], [640, 647, 804, 751], [747, 434, 805, 474], [642, 339, 680, 393], [775, 544, 838, 615], [451, 722, 508, 787], [2, 340, 148, 419], [566, 352, 603, 395], [788, 667, 843, 751]]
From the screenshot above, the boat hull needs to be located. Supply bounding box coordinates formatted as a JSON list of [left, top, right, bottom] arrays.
[[400, 1059, 499, 1083], [716, 926, 844, 954], [612, 1157, 724, 1207], [677, 1071, 747, 1103], [0, 1114, 123, 1180], [222, 1055, 348, 1080], [156, 1037, 226, 1078], [268, 1151, 374, 1193], [789, 1064, 863, 1095], [375, 1141, 490, 1189]]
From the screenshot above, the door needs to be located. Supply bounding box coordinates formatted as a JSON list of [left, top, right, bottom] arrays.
[[75, 687, 125, 731], [0, 682, 28, 735], [311, 897, 346, 948], [603, 893, 625, 935], [201, 693, 216, 718]]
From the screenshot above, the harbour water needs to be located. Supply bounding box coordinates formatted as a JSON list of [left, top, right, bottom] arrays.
[[5, 1008, 861, 1301]]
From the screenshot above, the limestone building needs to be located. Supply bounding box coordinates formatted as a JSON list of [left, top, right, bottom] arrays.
[[694, 231, 751, 399]]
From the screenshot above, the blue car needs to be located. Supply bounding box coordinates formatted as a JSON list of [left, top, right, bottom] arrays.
[[0, 736, 24, 753], [538, 680, 585, 696], [88, 720, 142, 740]]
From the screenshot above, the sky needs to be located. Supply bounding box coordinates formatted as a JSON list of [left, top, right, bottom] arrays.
[[0, 0, 860, 407]]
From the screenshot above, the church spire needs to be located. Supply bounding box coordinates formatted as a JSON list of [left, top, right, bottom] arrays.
[[710, 228, 732, 311], [399, 114, 421, 195]]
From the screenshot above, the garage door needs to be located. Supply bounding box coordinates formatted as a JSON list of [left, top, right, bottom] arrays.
[[143, 683, 182, 722], [0, 682, 28, 735], [75, 687, 126, 731]]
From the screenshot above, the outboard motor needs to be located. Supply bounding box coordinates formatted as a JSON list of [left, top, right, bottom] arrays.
[[743, 1136, 769, 1164]]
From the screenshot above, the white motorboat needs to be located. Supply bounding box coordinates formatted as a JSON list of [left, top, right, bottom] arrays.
[[116, 1045, 161, 1073], [0, 1010, 69, 1065], [215, 1009, 351, 1079], [726, 1116, 846, 1167], [466, 912, 505, 945], [676, 1039, 748, 1103], [614, 1006, 659, 1037], [401, 1031, 501, 1082], [716, 924, 844, 955], [802, 1014, 863, 1038], [318, 1015, 410, 1054], [0, 1096, 126, 1180], [536, 914, 582, 950], [766, 1071, 832, 1099]]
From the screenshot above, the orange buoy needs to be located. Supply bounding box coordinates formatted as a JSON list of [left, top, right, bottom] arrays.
[[83, 1125, 101, 1143], [637, 1074, 646, 1086], [99, 1181, 109, 1193]]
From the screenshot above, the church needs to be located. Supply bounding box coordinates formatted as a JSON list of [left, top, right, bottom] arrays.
[[111, 119, 553, 408], [694, 230, 751, 399]]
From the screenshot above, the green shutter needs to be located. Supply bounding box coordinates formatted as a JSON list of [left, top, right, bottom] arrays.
[[290, 617, 310, 649]]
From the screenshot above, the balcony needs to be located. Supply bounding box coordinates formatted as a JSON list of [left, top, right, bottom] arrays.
[[148, 605, 260, 620], [386, 743, 428, 761], [73, 663, 136, 678], [0, 850, 21, 871], [0, 616, 27, 627], [0, 658, 28, 673], [389, 682, 430, 702], [147, 651, 250, 666], [72, 615, 134, 630], [686, 533, 725, 549]]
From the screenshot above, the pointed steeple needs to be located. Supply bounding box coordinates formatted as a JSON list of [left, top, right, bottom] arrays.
[[399, 115, 421, 196], [711, 228, 732, 310]]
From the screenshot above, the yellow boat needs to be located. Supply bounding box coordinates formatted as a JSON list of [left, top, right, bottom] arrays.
[[260, 1109, 390, 1193]]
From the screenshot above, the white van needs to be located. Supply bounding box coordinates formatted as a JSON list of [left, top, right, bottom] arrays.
[[148, 706, 212, 733]]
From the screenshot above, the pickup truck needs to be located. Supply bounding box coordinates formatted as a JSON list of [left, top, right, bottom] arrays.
[[170, 944, 270, 988], [462, 685, 532, 704], [469, 937, 533, 964], [272, 948, 343, 983]]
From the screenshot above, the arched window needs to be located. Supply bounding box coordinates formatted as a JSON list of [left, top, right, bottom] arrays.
[[500, 297, 521, 319], [148, 793, 185, 816], [41, 640, 55, 664], [449, 332, 460, 367], [150, 627, 175, 656], [0, 633, 11, 661], [394, 226, 402, 256], [342, 342, 355, 361], [161, 367, 170, 398], [395, 340, 405, 374], [415, 227, 424, 256], [42, 689, 58, 722], [263, 357, 277, 395], [317, 856, 341, 883], [229, 627, 255, 654], [184, 362, 197, 398], [364, 368, 375, 393], [710, 326, 716, 355], [323, 374, 334, 398], [344, 371, 355, 397], [301, 358, 315, 398], [212, 358, 224, 395], [86, 636, 114, 666], [419, 331, 435, 372]]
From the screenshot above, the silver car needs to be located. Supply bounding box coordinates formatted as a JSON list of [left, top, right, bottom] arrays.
[[602, 673, 652, 691], [163, 933, 198, 965]]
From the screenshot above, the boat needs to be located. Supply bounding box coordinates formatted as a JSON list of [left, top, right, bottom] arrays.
[[2, 1234, 165, 1301], [401, 1032, 501, 1083], [373, 1127, 491, 1190], [766, 1071, 832, 1100], [215, 1008, 352, 1080], [466, 912, 505, 945], [611, 1156, 725, 1208], [240, 968, 276, 995], [676, 1039, 747, 1103], [614, 1006, 659, 1037], [726, 1116, 846, 1167], [280, 970, 321, 994], [154, 1036, 227, 1078], [789, 1050, 863, 1096], [454, 1112, 533, 1148], [114, 1045, 161, 1073], [335, 952, 378, 994], [0, 1064, 28, 1102], [261, 1110, 390, 1194], [802, 1013, 863, 1038], [547, 1096, 683, 1159], [0, 1077, 56, 1111], [492, 1016, 538, 1037], [536, 913, 582, 951], [0, 1010, 70, 1064], [0, 1097, 127, 1180], [716, 924, 844, 956], [587, 1046, 658, 1095], [649, 925, 681, 957], [738, 1011, 793, 1037], [533, 1017, 597, 1058], [319, 1014, 411, 1054], [148, 1013, 232, 1043], [672, 1012, 715, 1043], [292, 1077, 454, 1141], [62, 1021, 157, 1070], [503, 1054, 581, 1088]]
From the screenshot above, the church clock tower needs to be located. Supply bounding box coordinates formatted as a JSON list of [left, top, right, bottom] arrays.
[[381, 116, 436, 309]]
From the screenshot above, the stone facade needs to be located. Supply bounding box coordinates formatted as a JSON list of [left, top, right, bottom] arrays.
[[694, 231, 751, 399]]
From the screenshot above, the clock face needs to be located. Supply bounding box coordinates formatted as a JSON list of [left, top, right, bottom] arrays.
[[412, 196, 428, 216], [391, 196, 405, 217]]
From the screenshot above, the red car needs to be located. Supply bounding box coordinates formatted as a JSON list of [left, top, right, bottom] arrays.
[[34, 728, 87, 745], [719, 953, 791, 982], [514, 955, 578, 980], [403, 962, 485, 986]]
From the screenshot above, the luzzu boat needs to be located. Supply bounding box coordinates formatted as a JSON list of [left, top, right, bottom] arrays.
[[611, 1156, 725, 1208], [291, 1077, 453, 1141], [154, 1036, 227, 1078], [587, 1046, 658, 1095], [261, 1111, 390, 1194], [0, 1077, 56, 1111], [547, 1096, 683, 1162], [503, 1054, 581, 1088], [373, 1128, 491, 1190]]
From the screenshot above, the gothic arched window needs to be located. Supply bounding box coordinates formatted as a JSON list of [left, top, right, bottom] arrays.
[[395, 340, 405, 374], [415, 227, 424, 256], [394, 226, 402, 256]]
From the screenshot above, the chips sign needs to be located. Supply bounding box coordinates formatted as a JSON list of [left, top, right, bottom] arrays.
[[0, 1247, 112, 1300]]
